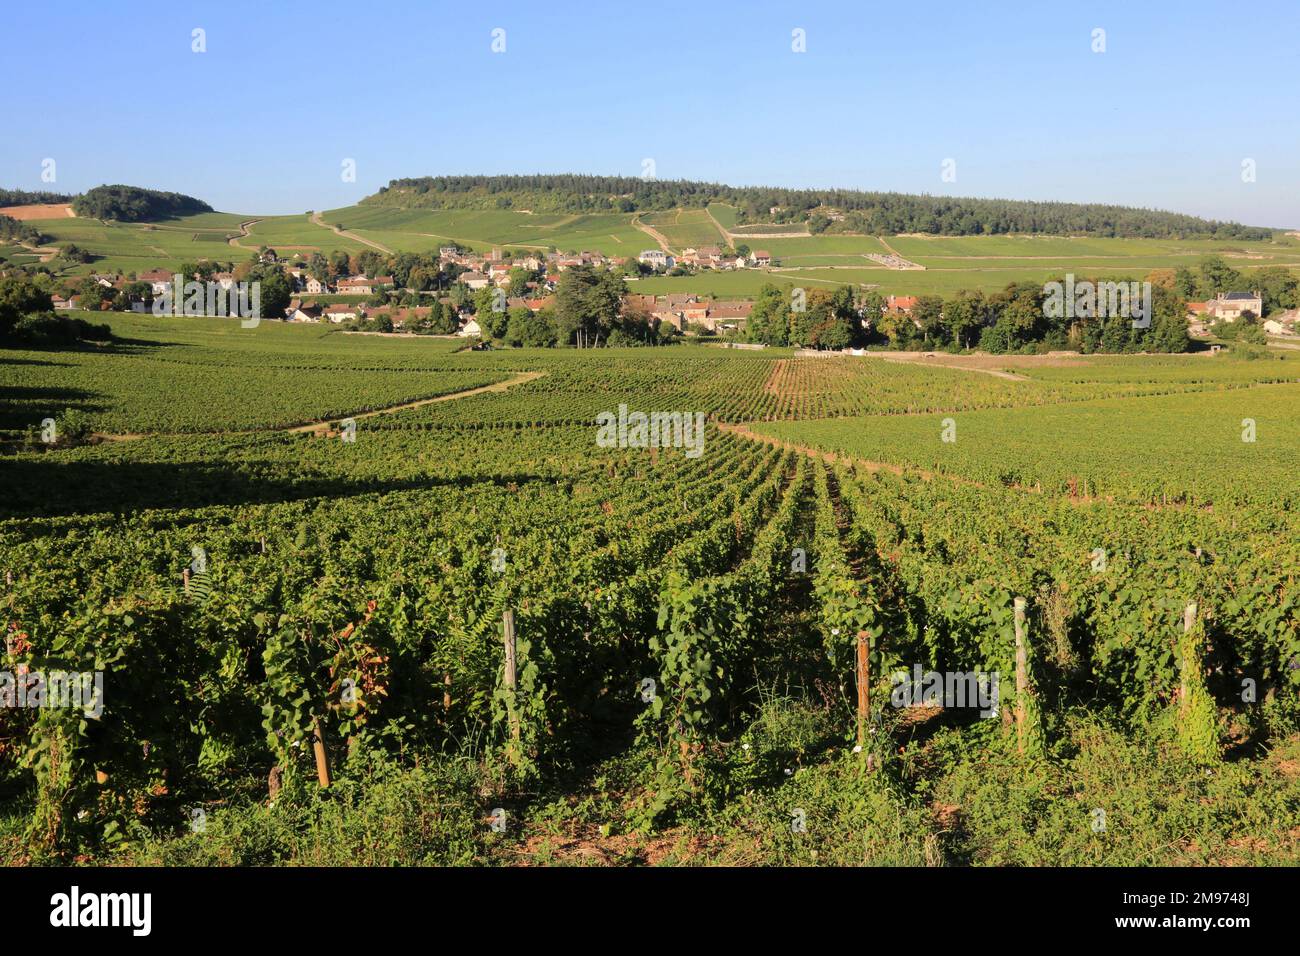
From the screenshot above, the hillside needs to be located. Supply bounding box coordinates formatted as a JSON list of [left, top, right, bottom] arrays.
[[364, 174, 1273, 241]]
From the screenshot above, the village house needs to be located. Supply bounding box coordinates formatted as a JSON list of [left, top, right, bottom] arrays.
[[1263, 310, 1298, 336], [457, 317, 483, 337], [1206, 291, 1263, 322], [886, 295, 918, 314], [638, 249, 673, 270], [335, 275, 394, 296], [286, 304, 323, 323], [622, 294, 657, 315], [323, 304, 358, 324], [460, 271, 489, 291], [139, 268, 174, 295], [703, 300, 753, 331], [752, 250, 772, 267], [303, 275, 330, 295], [365, 306, 431, 330]]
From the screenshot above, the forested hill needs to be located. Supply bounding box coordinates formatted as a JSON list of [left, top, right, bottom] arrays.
[[364, 174, 1271, 240], [71, 185, 213, 222]]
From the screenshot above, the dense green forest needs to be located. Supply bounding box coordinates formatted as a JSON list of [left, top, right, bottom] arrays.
[[365, 174, 1272, 240], [71, 185, 213, 222], [0, 188, 73, 206]]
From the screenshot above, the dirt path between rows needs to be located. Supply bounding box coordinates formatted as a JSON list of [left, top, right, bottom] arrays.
[[286, 370, 545, 435], [309, 211, 393, 254], [861, 352, 1031, 381], [227, 219, 261, 248], [798, 349, 1033, 381], [632, 215, 672, 252], [91, 370, 546, 443]]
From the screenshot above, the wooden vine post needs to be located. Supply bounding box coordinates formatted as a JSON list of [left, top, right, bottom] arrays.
[[855, 630, 870, 760], [1012, 597, 1042, 755], [1177, 601, 1220, 764], [1013, 597, 1028, 742], [502, 609, 520, 752], [312, 718, 331, 788]]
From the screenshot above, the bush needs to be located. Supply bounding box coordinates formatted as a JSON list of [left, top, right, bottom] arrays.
[[7, 312, 111, 346]]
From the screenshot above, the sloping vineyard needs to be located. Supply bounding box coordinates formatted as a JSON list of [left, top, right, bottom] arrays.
[[1, 314, 1297, 865]]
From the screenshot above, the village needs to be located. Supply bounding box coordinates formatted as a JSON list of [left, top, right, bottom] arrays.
[[39, 239, 1298, 347], [45, 242, 769, 337]]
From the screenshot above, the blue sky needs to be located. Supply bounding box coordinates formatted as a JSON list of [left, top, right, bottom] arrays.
[[6, 0, 1298, 226]]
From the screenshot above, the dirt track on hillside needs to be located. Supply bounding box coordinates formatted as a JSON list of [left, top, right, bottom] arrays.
[[310, 211, 393, 254], [92, 370, 545, 442]]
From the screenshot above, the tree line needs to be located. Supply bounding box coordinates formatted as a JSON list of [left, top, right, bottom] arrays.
[[366, 174, 1271, 240], [0, 188, 73, 206], [0, 214, 49, 247], [744, 277, 1196, 354]]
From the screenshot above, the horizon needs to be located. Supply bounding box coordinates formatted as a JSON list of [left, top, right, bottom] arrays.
[[5, 0, 1299, 228]]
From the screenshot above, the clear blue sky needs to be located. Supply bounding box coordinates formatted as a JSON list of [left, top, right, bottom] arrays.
[[6, 0, 1298, 226]]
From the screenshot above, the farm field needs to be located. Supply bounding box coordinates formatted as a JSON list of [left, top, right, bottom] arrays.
[[706, 203, 740, 229], [21, 212, 251, 276], [2, 315, 1298, 867], [319, 205, 648, 257], [639, 208, 727, 249], [0, 203, 76, 220], [240, 214, 370, 256]]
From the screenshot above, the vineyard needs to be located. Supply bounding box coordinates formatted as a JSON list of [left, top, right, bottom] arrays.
[[1, 315, 1298, 865]]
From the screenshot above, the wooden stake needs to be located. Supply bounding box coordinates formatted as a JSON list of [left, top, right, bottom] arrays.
[[443, 671, 452, 712], [855, 630, 870, 754], [503, 609, 519, 744], [312, 718, 331, 788], [1013, 597, 1028, 751], [182, 567, 190, 594], [1181, 602, 1198, 705]]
